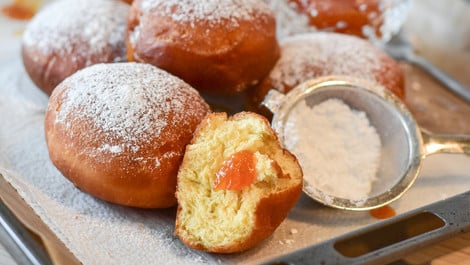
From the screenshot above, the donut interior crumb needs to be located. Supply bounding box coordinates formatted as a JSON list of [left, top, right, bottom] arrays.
[[175, 112, 302, 253]]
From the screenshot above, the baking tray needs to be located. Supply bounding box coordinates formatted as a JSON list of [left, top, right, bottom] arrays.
[[1, 0, 469, 264]]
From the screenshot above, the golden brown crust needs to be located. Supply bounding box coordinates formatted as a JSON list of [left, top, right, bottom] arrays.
[[253, 56, 404, 103], [188, 151, 302, 253], [247, 33, 405, 116], [21, 0, 129, 95], [126, 0, 280, 94], [175, 111, 303, 253], [290, 0, 384, 39], [231, 177, 301, 252], [22, 43, 126, 96], [44, 63, 210, 208], [45, 111, 183, 208]]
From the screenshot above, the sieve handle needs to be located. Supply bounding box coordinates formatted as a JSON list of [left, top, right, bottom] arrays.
[[421, 130, 470, 157], [261, 89, 286, 115]]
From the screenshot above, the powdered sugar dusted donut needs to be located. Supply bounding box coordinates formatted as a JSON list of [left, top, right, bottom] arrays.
[[265, 0, 409, 41], [22, 0, 130, 95], [45, 63, 210, 208], [291, 0, 382, 38], [127, 0, 279, 94], [250, 32, 405, 112]]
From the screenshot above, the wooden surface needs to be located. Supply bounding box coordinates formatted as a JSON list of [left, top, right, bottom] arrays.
[[400, 232, 470, 265]]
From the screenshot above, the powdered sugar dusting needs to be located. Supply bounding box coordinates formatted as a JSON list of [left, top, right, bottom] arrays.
[[53, 62, 208, 155], [264, 0, 314, 39], [140, 0, 272, 25], [99, 144, 123, 154], [269, 32, 386, 93], [265, 0, 409, 42], [22, 0, 129, 62], [284, 98, 381, 201]]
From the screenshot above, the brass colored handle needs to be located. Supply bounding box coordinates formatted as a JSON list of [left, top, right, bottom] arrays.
[[261, 89, 285, 115], [421, 130, 470, 157]]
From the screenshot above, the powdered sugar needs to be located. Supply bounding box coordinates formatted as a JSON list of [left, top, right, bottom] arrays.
[[98, 144, 123, 154], [140, 0, 272, 25], [264, 0, 315, 39], [53, 63, 207, 155], [22, 0, 129, 62], [268, 33, 387, 93], [264, 0, 409, 42], [284, 98, 381, 201], [375, 0, 411, 42]]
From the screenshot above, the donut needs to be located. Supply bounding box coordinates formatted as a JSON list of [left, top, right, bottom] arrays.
[[249, 32, 405, 114], [126, 0, 280, 94], [44, 63, 211, 208], [22, 0, 130, 95], [265, 0, 399, 40], [175, 112, 303, 253]]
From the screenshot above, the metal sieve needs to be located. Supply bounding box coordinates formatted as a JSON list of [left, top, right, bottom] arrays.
[[262, 75, 470, 210]]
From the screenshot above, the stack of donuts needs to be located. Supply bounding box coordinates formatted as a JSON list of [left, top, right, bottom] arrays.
[[23, 0, 405, 253]]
